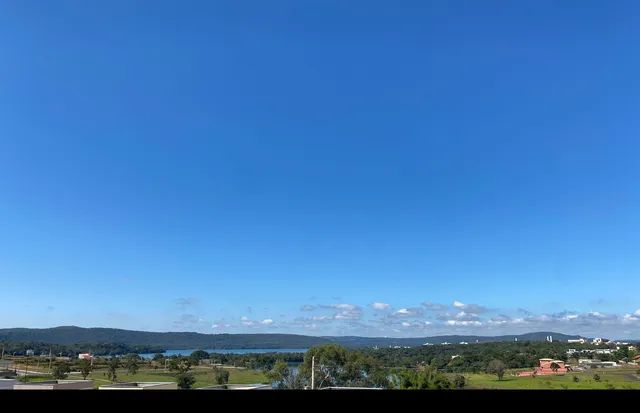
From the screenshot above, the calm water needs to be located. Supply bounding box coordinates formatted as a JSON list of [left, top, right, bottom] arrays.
[[139, 348, 308, 359]]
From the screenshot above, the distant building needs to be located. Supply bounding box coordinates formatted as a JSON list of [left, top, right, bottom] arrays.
[[518, 358, 569, 377], [13, 380, 94, 390], [78, 353, 92, 360], [25, 350, 34, 357], [459, 342, 469, 345], [99, 382, 178, 390], [567, 338, 586, 344]]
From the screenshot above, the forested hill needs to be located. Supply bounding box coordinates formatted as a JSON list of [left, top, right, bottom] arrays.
[[0, 326, 586, 349]]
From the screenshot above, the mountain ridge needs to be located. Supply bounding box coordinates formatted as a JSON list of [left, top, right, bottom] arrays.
[[0, 326, 591, 349]]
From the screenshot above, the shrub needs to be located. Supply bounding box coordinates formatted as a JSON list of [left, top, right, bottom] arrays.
[[176, 373, 196, 389], [572, 376, 579, 383], [593, 373, 601, 382], [453, 375, 466, 389]]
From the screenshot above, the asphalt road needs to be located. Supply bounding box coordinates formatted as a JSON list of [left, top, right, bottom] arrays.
[[0, 379, 18, 390]]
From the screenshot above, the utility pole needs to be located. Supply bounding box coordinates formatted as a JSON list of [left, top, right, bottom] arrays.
[[48, 348, 52, 373], [311, 356, 315, 390]]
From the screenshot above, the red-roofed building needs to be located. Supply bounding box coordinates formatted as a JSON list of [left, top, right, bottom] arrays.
[[518, 359, 569, 377]]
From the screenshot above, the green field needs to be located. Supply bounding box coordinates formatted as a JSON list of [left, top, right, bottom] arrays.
[[459, 367, 640, 389], [16, 364, 268, 389]]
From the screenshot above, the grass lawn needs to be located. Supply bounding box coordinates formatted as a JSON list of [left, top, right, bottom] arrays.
[[15, 364, 268, 389], [76, 366, 268, 389], [459, 367, 640, 389]]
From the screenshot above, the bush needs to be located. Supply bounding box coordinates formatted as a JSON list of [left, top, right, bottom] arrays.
[[453, 375, 466, 389], [176, 373, 196, 389], [593, 373, 601, 382], [572, 376, 579, 383], [213, 368, 230, 385], [52, 362, 71, 380]]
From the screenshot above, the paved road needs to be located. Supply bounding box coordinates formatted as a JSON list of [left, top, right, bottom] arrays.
[[0, 379, 18, 390]]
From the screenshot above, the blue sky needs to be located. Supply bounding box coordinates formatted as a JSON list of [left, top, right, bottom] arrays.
[[1, 1, 639, 338]]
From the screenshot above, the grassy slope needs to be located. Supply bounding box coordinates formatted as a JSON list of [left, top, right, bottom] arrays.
[[459, 367, 640, 389]]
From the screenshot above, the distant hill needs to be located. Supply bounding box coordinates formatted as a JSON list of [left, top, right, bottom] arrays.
[[0, 326, 587, 349]]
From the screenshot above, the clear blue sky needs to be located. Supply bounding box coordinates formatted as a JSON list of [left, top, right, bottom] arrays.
[[1, 1, 639, 338]]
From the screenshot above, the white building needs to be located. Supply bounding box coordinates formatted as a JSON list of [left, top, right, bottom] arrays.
[[99, 382, 178, 390], [14, 380, 94, 390], [567, 338, 586, 344], [78, 353, 93, 360]]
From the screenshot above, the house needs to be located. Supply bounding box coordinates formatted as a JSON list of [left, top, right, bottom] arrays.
[[25, 350, 35, 357], [517, 359, 569, 376], [13, 380, 94, 390], [567, 338, 587, 344], [99, 382, 178, 390], [78, 353, 92, 360]]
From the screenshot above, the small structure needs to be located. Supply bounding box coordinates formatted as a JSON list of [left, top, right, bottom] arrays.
[[25, 350, 35, 357], [567, 338, 587, 344], [200, 383, 272, 390], [13, 380, 94, 390], [518, 359, 569, 377], [78, 353, 92, 360], [99, 382, 178, 390]]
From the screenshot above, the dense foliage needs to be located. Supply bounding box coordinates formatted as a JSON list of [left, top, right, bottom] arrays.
[[0, 341, 164, 357]]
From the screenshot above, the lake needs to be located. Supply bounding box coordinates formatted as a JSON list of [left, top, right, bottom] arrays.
[[139, 348, 308, 359]]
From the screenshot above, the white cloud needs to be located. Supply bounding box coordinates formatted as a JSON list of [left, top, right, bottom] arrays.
[[446, 320, 482, 326], [334, 303, 357, 311], [634, 309, 640, 316], [261, 319, 274, 325], [401, 322, 411, 327], [371, 302, 390, 310], [240, 316, 249, 321], [452, 301, 488, 313], [392, 307, 423, 317]]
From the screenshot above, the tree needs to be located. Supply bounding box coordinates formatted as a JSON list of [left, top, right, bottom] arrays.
[[453, 375, 466, 389], [550, 362, 560, 372], [190, 350, 209, 363], [593, 373, 601, 382], [124, 354, 140, 376], [486, 359, 506, 381], [266, 360, 290, 389], [107, 357, 120, 382], [78, 359, 92, 380], [213, 367, 230, 385], [152, 353, 165, 362], [177, 373, 196, 390], [168, 357, 192, 374], [52, 362, 71, 380]]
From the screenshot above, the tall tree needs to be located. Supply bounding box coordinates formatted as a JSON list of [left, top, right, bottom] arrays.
[[124, 354, 140, 376], [78, 359, 92, 380], [266, 360, 290, 389], [51, 362, 71, 380], [486, 359, 506, 381], [107, 357, 120, 382]]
